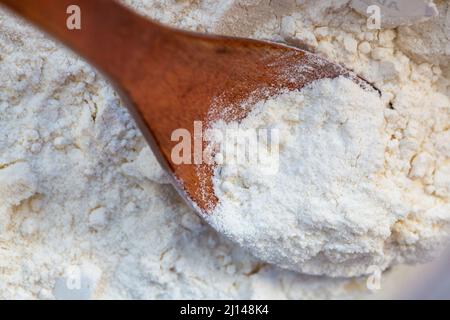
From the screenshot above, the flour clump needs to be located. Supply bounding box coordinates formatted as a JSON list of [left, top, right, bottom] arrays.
[[208, 76, 450, 277]]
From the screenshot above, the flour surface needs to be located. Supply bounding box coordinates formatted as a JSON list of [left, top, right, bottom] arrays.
[[209, 76, 450, 277], [0, 0, 449, 298]]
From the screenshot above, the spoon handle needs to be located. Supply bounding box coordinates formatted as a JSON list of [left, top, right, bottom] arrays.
[[0, 0, 169, 86]]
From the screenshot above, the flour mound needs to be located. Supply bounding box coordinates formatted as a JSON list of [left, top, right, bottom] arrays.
[[1, 0, 449, 298], [208, 77, 450, 277], [0, 162, 37, 207]]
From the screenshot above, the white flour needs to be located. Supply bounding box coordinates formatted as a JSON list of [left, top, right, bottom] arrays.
[[208, 0, 450, 277], [0, 0, 448, 298], [208, 75, 449, 277], [397, 0, 450, 70]]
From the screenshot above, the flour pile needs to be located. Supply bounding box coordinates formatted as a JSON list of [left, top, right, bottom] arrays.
[[0, 0, 449, 299], [208, 0, 450, 277], [208, 75, 449, 277]]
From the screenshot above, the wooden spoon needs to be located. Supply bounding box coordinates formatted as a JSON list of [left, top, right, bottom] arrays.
[[0, 0, 373, 214]]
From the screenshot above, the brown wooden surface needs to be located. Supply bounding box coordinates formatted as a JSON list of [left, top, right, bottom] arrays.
[[0, 0, 368, 214]]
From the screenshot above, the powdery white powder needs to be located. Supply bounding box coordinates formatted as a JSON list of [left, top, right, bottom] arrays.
[[0, 1, 368, 300], [397, 0, 450, 70], [207, 0, 450, 277], [0, 0, 449, 299], [208, 76, 450, 277]]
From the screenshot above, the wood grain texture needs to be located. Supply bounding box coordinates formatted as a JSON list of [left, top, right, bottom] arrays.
[[0, 0, 368, 213]]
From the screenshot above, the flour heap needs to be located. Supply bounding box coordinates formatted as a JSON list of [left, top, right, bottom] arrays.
[[0, 0, 449, 299], [208, 75, 449, 277], [206, 0, 450, 277]]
